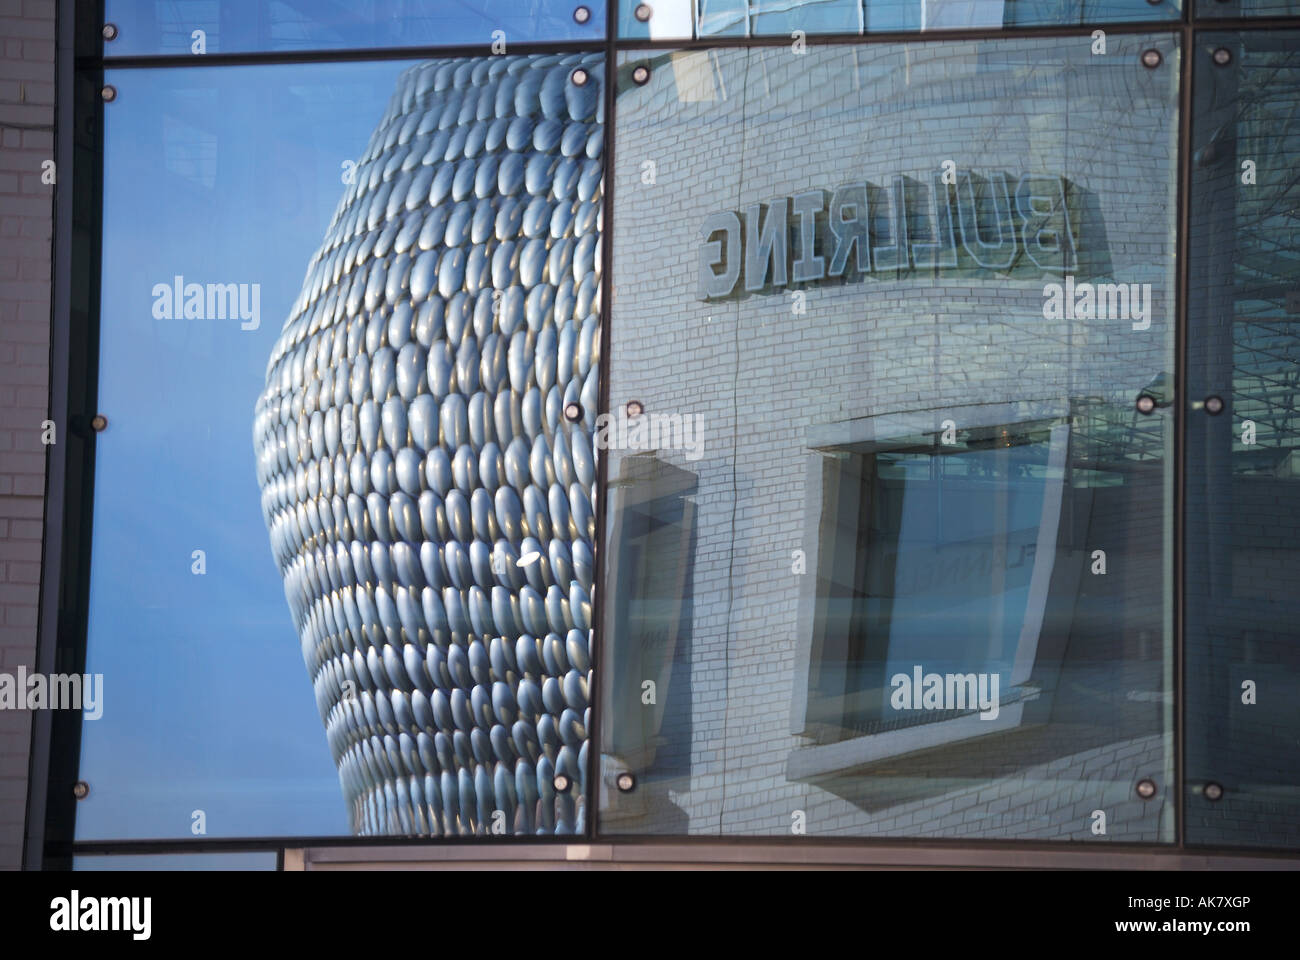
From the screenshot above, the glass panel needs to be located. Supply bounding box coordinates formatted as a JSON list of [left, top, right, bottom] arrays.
[[616, 0, 1178, 39], [73, 852, 278, 870], [600, 36, 1178, 840], [1186, 32, 1300, 849], [105, 1, 604, 56], [1197, 0, 1300, 19], [749, 0, 864, 33], [81, 53, 603, 839]]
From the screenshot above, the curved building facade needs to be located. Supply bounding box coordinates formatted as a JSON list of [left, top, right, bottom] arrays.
[[253, 53, 603, 836]]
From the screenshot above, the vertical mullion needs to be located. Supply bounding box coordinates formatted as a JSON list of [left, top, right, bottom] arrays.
[[1173, 21, 1195, 849], [588, 0, 621, 842]]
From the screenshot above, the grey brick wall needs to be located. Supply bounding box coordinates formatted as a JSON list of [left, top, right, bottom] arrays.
[[0, 0, 54, 871]]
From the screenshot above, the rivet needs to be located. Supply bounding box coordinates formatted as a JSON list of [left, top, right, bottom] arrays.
[[1135, 395, 1157, 415], [1204, 782, 1224, 801], [571, 67, 589, 87], [635, 3, 654, 20], [631, 64, 650, 86], [73, 781, 90, 800], [563, 401, 583, 422], [572, 6, 591, 24], [1136, 778, 1157, 799], [616, 772, 636, 792], [625, 400, 644, 418], [102, 23, 118, 41], [1212, 47, 1233, 67], [1141, 49, 1162, 69], [101, 85, 117, 102], [1204, 395, 1225, 415], [553, 773, 572, 794], [91, 414, 108, 431]]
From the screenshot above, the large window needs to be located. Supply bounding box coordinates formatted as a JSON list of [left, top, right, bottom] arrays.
[[79, 52, 604, 840], [1185, 30, 1300, 848], [104, 1, 605, 55], [802, 419, 1065, 742], [599, 36, 1177, 839], [615, 0, 1181, 37]]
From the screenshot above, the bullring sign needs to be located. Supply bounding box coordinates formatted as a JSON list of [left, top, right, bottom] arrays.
[[698, 170, 1077, 300]]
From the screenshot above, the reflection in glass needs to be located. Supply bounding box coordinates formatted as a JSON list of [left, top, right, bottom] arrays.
[[808, 424, 1060, 738], [600, 456, 698, 831], [1197, 0, 1300, 17], [105, 1, 604, 56], [602, 36, 1177, 840], [617, 0, 1177, 38], [1186, 32, 1300, 849], [79, 61, 414, 841], [85, 52, 605, 842], [251, 54, 604, 837]]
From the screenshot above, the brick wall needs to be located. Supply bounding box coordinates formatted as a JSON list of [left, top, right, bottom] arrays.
[[0, 0, 55, 870]]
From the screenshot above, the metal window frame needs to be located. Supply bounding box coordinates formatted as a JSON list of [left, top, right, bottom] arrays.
[[24, 0, 1300, 869]]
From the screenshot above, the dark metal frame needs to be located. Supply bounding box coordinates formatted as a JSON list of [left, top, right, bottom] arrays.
[[26, 0, 1300, 869], [25, 0, 105, 872], [1174, 5, 1194, 852], [288, 837, 1300, 869]]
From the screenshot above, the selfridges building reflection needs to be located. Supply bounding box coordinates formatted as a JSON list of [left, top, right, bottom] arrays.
[[253, 53, 603, 836]]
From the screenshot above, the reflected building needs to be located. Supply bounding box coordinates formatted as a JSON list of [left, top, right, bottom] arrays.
[[253, 53, 603, 836], [600, 38, 1178, 841]]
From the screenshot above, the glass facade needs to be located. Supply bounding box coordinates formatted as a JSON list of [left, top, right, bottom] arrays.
[[1185, 31, 1300, 848], [81, 52, 604, 840], [104, 2, 605, 55], [616, 0, 1180, 38], [35, 0, 1300, 860], [79, 60, 417, 840], [1197, 0, 1300, 18], [600, 37, 1177, 839]]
